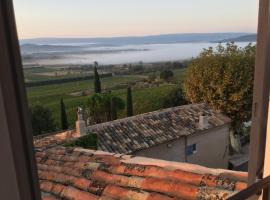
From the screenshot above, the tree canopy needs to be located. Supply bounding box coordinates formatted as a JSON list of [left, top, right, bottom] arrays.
[[160, 69, 174, 82], [111, 95, 125, 120], [30, 104, 57, 135], [162, 86, 187, 108], [87, 93, 125, 124], [183, 43, 255, 129]]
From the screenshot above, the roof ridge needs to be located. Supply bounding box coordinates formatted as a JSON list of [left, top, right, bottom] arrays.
[[71, 147, 248, 180]]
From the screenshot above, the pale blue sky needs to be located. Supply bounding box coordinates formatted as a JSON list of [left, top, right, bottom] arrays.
[[13, 0, 258, 39]]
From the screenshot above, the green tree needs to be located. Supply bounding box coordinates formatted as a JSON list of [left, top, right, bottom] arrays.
[[160, 70, 174, 82], [183, 43, 255, 129], [87, 93, 104, 123], [110, 98, 117, 121], [60, 98, 69, 130], [29, 104, 56, 136], [111, 96, 125, 120], [87, 93, 125, 123], [162, 86, 187, 108], [94, 61, 101, 93], [127, 87, 133, 117]]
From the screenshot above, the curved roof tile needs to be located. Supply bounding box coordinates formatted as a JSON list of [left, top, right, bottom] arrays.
[[36, 147, 247, 200]]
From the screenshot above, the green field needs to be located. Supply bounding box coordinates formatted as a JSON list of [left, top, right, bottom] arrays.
[[26, 68, 186, 130]]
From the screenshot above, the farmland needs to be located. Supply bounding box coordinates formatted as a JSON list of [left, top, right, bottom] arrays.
[[25, 67, 187, 130]]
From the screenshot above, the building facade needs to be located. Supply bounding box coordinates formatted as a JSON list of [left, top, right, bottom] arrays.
[[135, 125, 229, 168]]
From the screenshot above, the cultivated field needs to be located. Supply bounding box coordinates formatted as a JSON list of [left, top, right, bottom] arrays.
[[25, 67, 187, 130]]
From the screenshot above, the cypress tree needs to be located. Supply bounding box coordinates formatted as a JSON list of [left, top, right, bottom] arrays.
[[127, 87, 133, 117], [110, 95, 125, 121], [105, 92, 112, 121], [111, 98, 117, 120], [94, 62, 101, 93], [60, 98, 68, 130]]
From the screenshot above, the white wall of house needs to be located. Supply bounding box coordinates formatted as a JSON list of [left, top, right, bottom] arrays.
[[186, 125, 229, 168], [134, 125, 230, 169], [134, 138, 186, 162]]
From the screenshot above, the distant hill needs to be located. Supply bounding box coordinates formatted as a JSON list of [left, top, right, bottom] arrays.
[[20, 33, 250, 46], [217, 34, 257, 43]]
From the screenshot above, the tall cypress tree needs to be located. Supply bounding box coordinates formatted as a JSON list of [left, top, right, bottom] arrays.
[[60, 98, 68, 130], [94, 62, 101, 93], [111, 98, 117, 120], [127, 87, 133, 117]]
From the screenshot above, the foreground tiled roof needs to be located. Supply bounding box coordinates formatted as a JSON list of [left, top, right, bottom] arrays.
[[88, 103, 231, 154], [36, 147, 247, 200]]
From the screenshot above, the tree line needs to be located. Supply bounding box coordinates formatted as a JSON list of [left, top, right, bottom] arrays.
[[25, 72, 112, 88]]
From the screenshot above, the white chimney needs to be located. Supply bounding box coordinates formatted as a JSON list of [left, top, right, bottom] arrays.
[[76, 107, 87, 136], [199, 112, 209, 129]]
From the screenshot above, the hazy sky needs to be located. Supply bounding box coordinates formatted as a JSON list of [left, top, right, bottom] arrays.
[[13, 0, 258, 39]]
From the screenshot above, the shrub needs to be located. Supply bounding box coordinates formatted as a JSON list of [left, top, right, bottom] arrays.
[[162, 86, 187, 108], [160, 70, 174, 82], [64, 133, 98, 150]]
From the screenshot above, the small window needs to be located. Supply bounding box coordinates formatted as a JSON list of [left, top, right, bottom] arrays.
[[186, 144, 197, 156]]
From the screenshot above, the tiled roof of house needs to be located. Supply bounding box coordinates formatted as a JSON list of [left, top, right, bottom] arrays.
[[88, 103, 231, 154], [34, 103, 231, 154], [36, 146, 247, 200]]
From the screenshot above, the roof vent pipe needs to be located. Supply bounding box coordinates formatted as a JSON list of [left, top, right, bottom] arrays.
[[199, 112, 209, 129]]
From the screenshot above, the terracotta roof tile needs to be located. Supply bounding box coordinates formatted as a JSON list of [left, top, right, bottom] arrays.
[[37, 147, 247, 200], [40, 180, 99, 200], [34, 130, 79, 151], [42, 195, 58, 200]]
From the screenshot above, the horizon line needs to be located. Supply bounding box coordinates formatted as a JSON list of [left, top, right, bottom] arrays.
[[19, 31, 257, 40]]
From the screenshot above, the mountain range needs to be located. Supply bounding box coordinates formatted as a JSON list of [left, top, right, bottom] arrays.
[[217, 34, 256, 43], [20, 33, 256, 46]]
